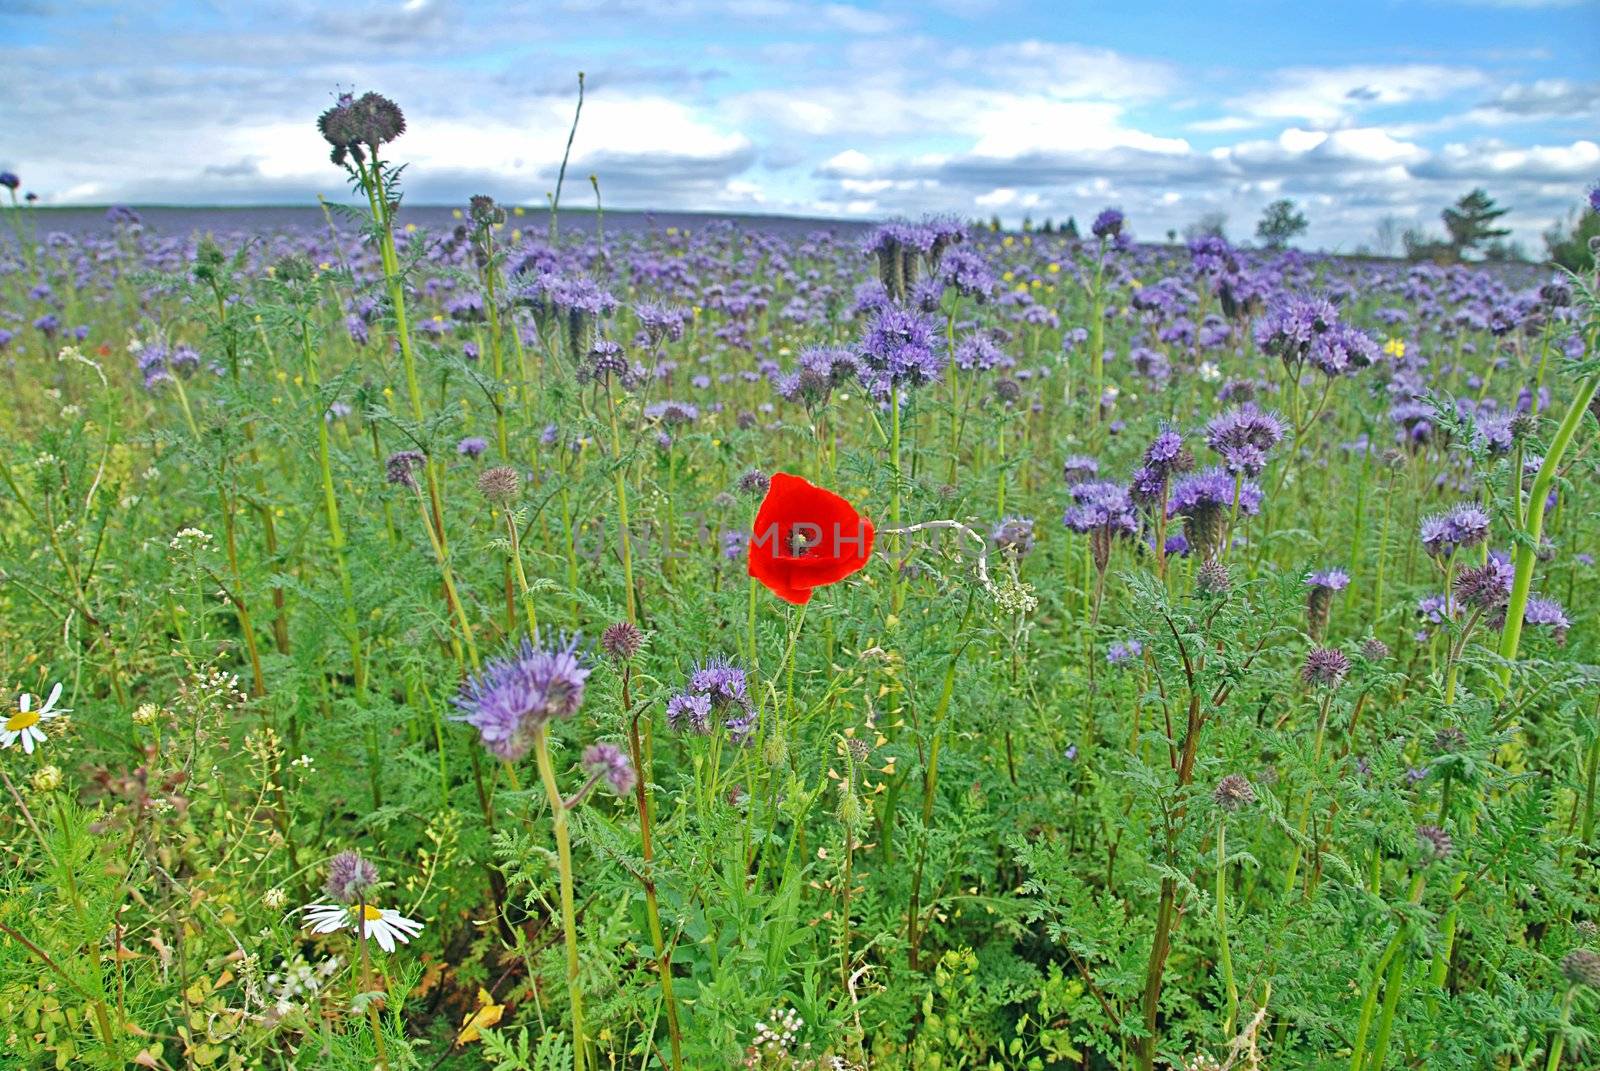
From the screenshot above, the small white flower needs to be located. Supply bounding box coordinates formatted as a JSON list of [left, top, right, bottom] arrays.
[[302, 902, 423, 953], [3, 682, 69, 755], [1199, 361, 1221, 383]]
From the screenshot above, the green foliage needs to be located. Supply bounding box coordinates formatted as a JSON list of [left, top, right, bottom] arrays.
[[1, 149, 1597, 1071]]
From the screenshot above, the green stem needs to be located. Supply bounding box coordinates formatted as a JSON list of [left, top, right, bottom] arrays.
[[534, 726, 588, 1071], [1496, 366, 1598, 686]]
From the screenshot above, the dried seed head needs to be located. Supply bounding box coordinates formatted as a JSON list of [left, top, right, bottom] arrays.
[[1301, 647, 1351, 688], [600, 621, 643, 663], [1561, 948, 1600, 989], [1196, 559, 1231, 597], [1433, 726, 1467, 754], [1415, 824, 1453, 864], [476, 465, 520, 503], [1359, 637, 1390, 662], [1213, 774, 1256, 812]]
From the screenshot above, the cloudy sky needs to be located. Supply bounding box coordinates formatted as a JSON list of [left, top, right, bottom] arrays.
[[3, 0, 1597, 249]]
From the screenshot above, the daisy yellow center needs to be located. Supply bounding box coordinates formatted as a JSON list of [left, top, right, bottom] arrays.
[[352, 904, 383, 922], [5, 709, 39, 732]]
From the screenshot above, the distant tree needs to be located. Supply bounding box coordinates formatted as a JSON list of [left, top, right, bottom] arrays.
[[1403, 227, 1454, 263], [989, 214, 1003, 233], [1040, 217, 1055, 234], [1255, 199, 1308, 250], [1544, 205, 1599, 274], [1373, 216, 1404, 258], [1063, 216, 1080, 239], [1021, 214, 1034, 233], [1482, 238, 1528, 263], [1165, 228, 1178, 243], [1184, 212, 1228, 242], [1442, 188, 1511, 259]]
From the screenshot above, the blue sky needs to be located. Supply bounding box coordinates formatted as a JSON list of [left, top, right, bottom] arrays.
[[2, 0, 1596, 249]]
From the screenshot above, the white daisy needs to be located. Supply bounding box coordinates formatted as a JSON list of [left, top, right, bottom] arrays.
[[302, 902, 423, 953], [3, 683, 69, 755]]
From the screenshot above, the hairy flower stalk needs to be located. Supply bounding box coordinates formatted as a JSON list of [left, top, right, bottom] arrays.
[[331, 93, 463, 638], [533, 724, 590, 1071], [615, 646, 684, 1070], [1496, 340, 1597, 684]]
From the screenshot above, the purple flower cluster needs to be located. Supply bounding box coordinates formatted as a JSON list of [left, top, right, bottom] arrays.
[[1063, 481, 1138, 535], [452, 633, 590, 762], [582, 743, 637, 796], [857, 304, 943, 397], [1091, 208, 1125, 240], [1129, 426, 1193, 505], [1419, 503, 1491, 558], [1253, 294, 1378, 377], [774, 345, 860, 405], [666, 657, 753, 741], [1204, 404, 1286, 477]]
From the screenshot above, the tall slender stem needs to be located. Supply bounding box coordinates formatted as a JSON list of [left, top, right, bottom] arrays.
[[534, 726, 587, 1071]]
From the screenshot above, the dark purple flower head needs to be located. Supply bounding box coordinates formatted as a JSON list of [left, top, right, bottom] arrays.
[[600, 621, 643, 663], [991, 516, 1036, 558], [738, 469, 771, 497], [1302, 646, 1351, 688], [1143, 427, 1190, 475], [452, 633, 590, 761], [1253, 294, 1338, 365], [634, 301, 689, 345], [386, 450, 425, 488], [1091, 208, 1125, 240], [0, 172, 18, 191], [941, 247, 997, 299], [689, 657, 750, 710], [1454, 558, 1513, 611], [583, 743, 637, 796], [324, 850, 380, 904], [1416, 824, 1453, 863], [1213, 774, 1256, 812], [644, 400, 700, 426]]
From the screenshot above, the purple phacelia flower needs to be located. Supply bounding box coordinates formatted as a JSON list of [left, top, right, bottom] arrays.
[[1419, 503, 1491, 558], [452, 633, 590, 761], [582, 743, 637, 796]]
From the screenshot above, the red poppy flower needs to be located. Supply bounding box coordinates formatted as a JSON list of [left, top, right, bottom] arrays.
[[748, 472, 875, 605]]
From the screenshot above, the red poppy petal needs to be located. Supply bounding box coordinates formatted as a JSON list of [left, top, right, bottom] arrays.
[[747, 547, 814, 604], [747, 473, 873, 603]]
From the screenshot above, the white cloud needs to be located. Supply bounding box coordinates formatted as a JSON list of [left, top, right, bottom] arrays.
[[1188, 117, 1260, 133], [817, 149, 875, 177], [1229, 65, 1488, 124]]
